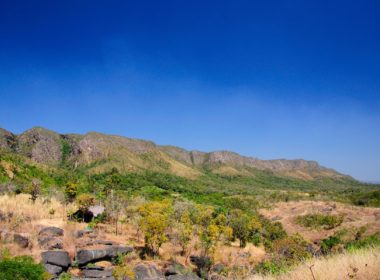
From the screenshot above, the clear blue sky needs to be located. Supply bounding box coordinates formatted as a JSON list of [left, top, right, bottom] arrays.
[[0, 1, 379, 182]]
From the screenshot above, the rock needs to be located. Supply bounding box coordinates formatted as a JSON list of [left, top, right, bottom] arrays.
[[210, 263, 225, 274], [39, 236, 63, 250], [167, 275, 201, 280], [189, 255, 211, 270], [76, 246, 133, 266], [72, 277, 115, 280], [41, 250, 71, 268], [82, 265, 105, 270], [81, 268, 113, 278], [209, 275, 227, 280], [134, 264, 165, 280], [164, 262, 186, 276], [38, 226, 64, 250], [74, 229, 93, 238], [190, 256, 212, 278], [88, 205, 105, 218], [44, 263, 63, 276], [271, 216, 282, 221], [39, 226, 64, 237], [13, 233, 30, 248], [95, 240, 117, 246], [0, 211, 13, 221], [238, 252, 251, 258]]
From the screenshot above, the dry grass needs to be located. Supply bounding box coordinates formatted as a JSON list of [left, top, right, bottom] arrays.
[[0, 193, 74, 221], [248, 247, 380, 280], [260, 200, 380, 242]]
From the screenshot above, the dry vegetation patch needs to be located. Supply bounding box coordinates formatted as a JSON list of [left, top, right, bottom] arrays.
[[248, 247, 380, 280], [260, 201, 380, 242]]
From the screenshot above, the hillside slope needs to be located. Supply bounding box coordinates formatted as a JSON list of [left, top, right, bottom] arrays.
[[0, 127, 345, 181]]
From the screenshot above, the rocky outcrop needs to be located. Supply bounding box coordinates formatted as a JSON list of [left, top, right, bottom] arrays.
[[81, 266, 114, 278], [0, 128, 16, 150], [0, 126, 345, 180], [0, 230, 30, 248], [41, 250, 71, 268], [134, 264, 165, 280], [76, 246, 133, 266], [167, 275, 201, 280], [38, 226, 64, 250], [41, 250, 71, 278], [17, 127, 63, 165]]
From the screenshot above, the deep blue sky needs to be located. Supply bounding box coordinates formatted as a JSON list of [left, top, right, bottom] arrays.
[[0, 1, 379, 182]]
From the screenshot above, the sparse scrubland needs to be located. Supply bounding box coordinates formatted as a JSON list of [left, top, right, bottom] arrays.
[[0, 127, 380, 279]]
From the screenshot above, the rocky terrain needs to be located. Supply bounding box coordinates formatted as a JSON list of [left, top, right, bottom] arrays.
[[0, 127, 345, 180]]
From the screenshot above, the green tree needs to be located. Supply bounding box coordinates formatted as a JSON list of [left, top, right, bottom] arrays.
[[138, 201, 172, 255], [64, 181, 78, 203], [228, 210, 262, 247]]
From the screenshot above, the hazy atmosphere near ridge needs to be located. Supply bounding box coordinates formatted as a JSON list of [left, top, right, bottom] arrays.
[[1, 1, 380, 181]]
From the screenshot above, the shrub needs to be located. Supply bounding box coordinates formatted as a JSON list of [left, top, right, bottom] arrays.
[[271, 234, 312, 266], [0, 255, 46, 280], [255, 260, 288, 275], [295, 214, 344, 230], [320, 235, 341, 254], [262, 221, 287, 243]]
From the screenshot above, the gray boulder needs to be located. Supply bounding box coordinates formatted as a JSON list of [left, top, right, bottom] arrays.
[[44, 263, 63, 276], [13, 233, 30, 248], [39, 236, 63, 250], [164, 262, 187, 276], [81, 268, 113, 278], [41, 250, 71, 268], [71, 276, 116, 280], [134, 264, 165, 280], [167, 274, 201, 280], [76, 246, 133, 265], [39, 226, 64, 236], [38, 226, 64, 250]]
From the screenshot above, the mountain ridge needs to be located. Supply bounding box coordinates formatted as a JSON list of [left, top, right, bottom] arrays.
[[0, 126, 346, 180]]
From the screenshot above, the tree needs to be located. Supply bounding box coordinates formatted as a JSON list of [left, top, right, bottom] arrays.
[[64, 181, 78, 203], [76, 193, 96, 222], [228, 210, 262, 248], [26, 179, 41, 204], [76, 193, 96, 211], [138, 201, 172, 255], [105, 190, 125, 235], [177, 211, 193, 256]]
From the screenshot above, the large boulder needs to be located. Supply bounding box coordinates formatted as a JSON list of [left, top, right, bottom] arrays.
[[76, 246, 133, 266], [81, 268, 114, 278], [13, 233, 30, 248], [41, 250, 71, 268], [43, 263, 63, 276], [39, 226, 64, 236], [134, 264, 165, 280], [38, 226, 64, 250], [0, 231, 30, 248]]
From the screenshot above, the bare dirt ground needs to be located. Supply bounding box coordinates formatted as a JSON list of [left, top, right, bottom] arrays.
[[260, 200, 380, 242]]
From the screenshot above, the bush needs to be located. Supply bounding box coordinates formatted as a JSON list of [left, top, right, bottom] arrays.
[[0, 255, 46, 280], [320, 235, 341, 254], [271, 234, 312, 266], [295, 214, 344, 230], [345, 233, 380, 251], [255, 260, 288, 275], [263, 221, 287, 243]]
